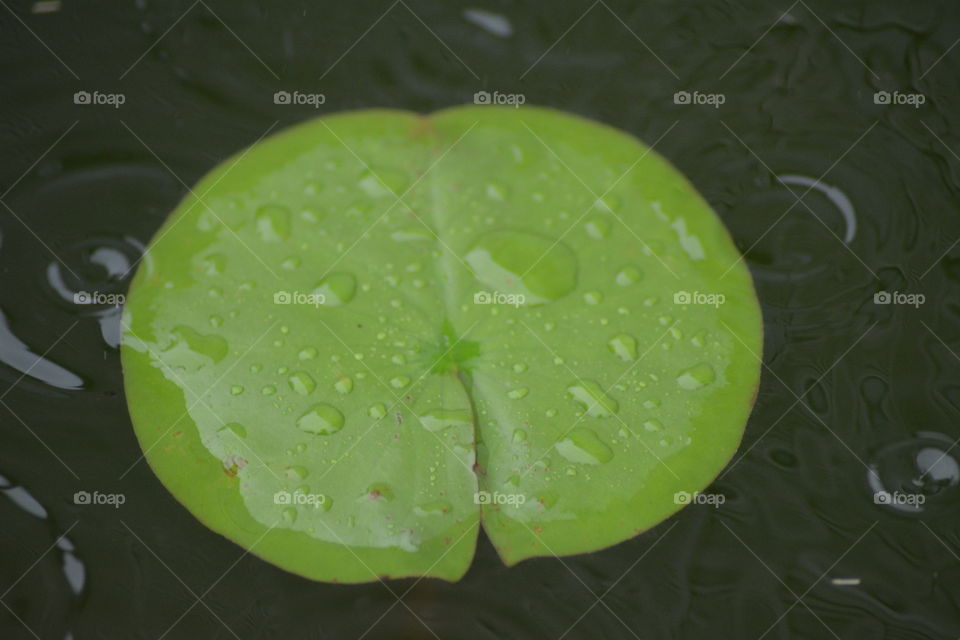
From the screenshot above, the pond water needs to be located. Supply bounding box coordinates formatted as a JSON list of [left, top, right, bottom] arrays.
[[1, 1, 959, 638]]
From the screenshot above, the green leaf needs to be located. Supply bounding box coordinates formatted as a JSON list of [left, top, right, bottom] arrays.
[[121, 106, 762, 583]]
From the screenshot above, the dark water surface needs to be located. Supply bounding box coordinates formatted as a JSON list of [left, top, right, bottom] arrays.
[[2, 1, 960, 638]]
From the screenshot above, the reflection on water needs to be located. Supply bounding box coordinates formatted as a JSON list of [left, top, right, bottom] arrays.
[[0, 309, 83, 390]]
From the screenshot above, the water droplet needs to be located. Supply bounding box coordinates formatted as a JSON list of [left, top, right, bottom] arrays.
[[255, 204, 292, 242], [677, 363, 716, 390], [607, 334, 638, 361], [201, 253, 226, 275], [358, 167, 409, 198], [230, 385, 244, 395], [281, 256, 302, 270], [583, 290, 603, 305], [555, 428, 614, 464], [390, 376, 410, 389], [485, 183, 507, 201], [670, 217, 706, 260], [285, 465, 309, 479], [615, 266, 643, 286], [296, 404, 345, 435], [281, 506, 298, 523], [566, 381, 619, 417], [261, 384, 277, 395], [313, 273, 356, 306], [368, 403, 387, 419], [288, 371, 316, 395], [334, 376, 353, 395], [584, 215, 611, 239], [644, 419, 663, 432], [319, 495, 333, 512], [595, 194, 621, 212], [513, 362, 527, 373], [418, 408, 471, 432], [512, 428, 527, 443], [298, 347, 318, 360], [465, 231, 577, 304], [508, 387, 529, 400], [209, 315, 223, 328]]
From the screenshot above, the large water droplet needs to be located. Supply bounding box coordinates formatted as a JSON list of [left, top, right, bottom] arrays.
[[296, 403, 345, 435], [288, 371, 316, 395], [555, 428, 614, 464], [567, 381, 619, 417], [465, 231, 577, 304], [676, 363, 716, 390], [607, 334, 638, 362], [313, 273, 356, 306]]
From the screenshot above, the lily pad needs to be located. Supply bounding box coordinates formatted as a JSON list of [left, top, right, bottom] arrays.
[[121, 106, 762, 583]]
